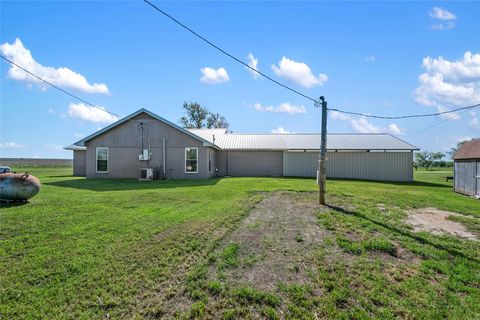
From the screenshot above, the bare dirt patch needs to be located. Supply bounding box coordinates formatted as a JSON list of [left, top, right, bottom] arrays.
[[406, 207, 477, 241], [213, 191, 327, 291]]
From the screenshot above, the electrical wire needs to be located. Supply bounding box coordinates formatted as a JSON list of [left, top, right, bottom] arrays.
[[0, 55, 123, 119], [143, 1, 480, 122], [329, 103, 480, 120], [405, 107, 473, 137], [143, 0, 317, 103]]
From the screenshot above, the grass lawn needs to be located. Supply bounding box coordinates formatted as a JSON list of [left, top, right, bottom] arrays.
[[1, 167, 479, 319]]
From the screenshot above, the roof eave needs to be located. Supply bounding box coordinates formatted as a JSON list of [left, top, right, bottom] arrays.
[[64, 145, 87, 151]]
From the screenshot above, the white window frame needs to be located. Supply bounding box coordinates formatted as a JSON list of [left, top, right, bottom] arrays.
[[96, 147, 109, 173], [208, 149, 212, 172], [185, 147, 198, 174]]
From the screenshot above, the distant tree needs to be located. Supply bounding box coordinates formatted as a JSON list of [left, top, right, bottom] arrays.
[[206, 113, 229, 130], [180, 102, 209, 129], [180, 102, 229, 130], [415, 152, 433, 170], [448, 139, 471, 158], [431, 152, 445, 163], [415, 151, 445, 170]]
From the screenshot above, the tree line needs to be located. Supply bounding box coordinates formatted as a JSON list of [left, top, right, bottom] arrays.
[[414, 140, 471, 170]]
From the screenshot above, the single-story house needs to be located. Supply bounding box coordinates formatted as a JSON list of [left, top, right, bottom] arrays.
[[65, 108, 419, 181], [453, 139, 480, 197]]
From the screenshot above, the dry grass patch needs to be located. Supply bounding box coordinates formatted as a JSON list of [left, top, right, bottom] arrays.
[[213, 191, 327, 290]]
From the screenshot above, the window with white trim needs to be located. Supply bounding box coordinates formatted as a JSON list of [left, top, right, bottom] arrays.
[[96, 147, 108, 173], [185, 147, 198, 173]]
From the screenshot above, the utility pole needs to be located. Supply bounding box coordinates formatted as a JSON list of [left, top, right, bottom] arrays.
[[315, 96, 327, 205]]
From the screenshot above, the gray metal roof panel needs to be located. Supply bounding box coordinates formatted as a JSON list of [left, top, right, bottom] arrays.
[[187, 130, 418, 150]]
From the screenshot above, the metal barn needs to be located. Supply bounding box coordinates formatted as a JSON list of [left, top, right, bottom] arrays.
[[192, 130, 419, 182], [453, 139, 480, 197], [66, 109, 419, 181]]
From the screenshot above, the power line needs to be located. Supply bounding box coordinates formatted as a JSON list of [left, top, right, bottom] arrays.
[[143, 1, 480, 122], [329, 103, 480, 120], [406, 107, 473, 137], [0, 55, 123, 119], [143, 0, 317, 103]]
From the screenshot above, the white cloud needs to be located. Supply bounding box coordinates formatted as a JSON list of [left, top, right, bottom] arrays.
[[332, 112, 404, 135], [200, 67, 230, 84], [253, 102, 306, 115], [428, 7, 457, 30], [271, 126, 290, 134], [365, 55, 376, 62], [0, 142, 26, 149], [429, 7, 456, 21], [45, 144, 64, 151], [469, 117, 479, 128], [330, 110, 350, 121], [468, 111, 479, 129], [430, 22, 455, 31], [351, 118, 404, 135], [0, 38, 109, 94], [73, 133, 84, 138], [437, 105, 460, 120], [414, 51, 480, 120], [386, 123, 404, 135], [271, 56, 328, 88], [48, 108, 55, 114], [246, 53, 259, 79], [351, 117, 382, 133], [67, 103, 119, 124]]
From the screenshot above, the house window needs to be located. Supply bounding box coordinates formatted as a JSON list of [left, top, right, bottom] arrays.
[[96, 147, 108, 173], [185, 147, 198, 173], [208, 149, 212, 172]]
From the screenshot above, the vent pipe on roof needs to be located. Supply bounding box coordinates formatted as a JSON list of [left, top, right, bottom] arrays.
[[213, 134, 216, 144]]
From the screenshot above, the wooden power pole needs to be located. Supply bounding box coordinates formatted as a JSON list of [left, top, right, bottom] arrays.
[[316, 96, 327, 205]]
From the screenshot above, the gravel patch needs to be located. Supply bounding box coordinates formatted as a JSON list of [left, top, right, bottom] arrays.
[[406, 207, 477, 241]]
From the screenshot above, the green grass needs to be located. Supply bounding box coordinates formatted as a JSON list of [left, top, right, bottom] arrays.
[[1, 167, 479, 319]]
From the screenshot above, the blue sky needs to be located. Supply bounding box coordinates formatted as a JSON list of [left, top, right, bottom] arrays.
[[1, 1, 479, 159]]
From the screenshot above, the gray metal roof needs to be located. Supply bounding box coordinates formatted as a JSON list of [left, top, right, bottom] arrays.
[[63, 109, 418, 151], [187, 129, 418, 151]]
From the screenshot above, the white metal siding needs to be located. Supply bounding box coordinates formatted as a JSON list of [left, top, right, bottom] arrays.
[[283, 151, 413, 181], [283, 152, 318, 177]]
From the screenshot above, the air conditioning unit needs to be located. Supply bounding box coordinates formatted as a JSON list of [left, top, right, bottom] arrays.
[[138, 149, 150, 161], [140, 168, 153, 180]]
